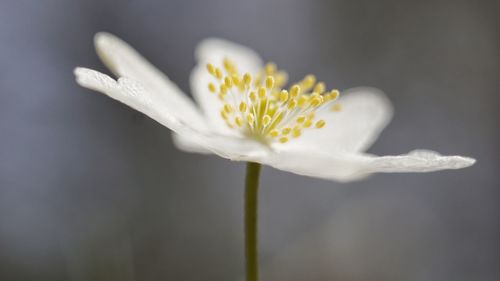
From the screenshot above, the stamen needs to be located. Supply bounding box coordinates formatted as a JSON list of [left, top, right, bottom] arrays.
[[215, 68, 223, 79], [258, 87, 266, 99], [208, 83, 216, 93], [206, 59, 342, 144], [243, 73, 252, 86], [265, 76, 275, 89], [224, 76, 233, 88], [239, 102, 248, 112], [262, 115, 271, 126], [279, 90, 289, 102], [224, 104, 234, 113], [235, 117, 244, 127], [315, 119, 326, 128], [207, 63, 215, 75]]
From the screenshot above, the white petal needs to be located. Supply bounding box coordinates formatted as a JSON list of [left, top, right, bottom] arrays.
[[195, 38, 263, 74], [75, 67, 268, 160], [292, 87, 393, 153], [75, 68, 185, 131], [171, 132, 212, 154], [94, 32, 205, 130], [167, 122, 269, 160], [175, 129, 269, 161], [190, 38, 264, 135], [368, 149, 476, 173], [262, 145, 475, 182]]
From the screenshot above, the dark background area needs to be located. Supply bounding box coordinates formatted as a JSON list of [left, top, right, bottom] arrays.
[[0, 0, 498, 280]]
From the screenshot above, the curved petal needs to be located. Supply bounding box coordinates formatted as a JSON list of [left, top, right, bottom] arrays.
[[368, 149, 476, 172], [75, 68, 186, 131], [190, 38, 264, 135], [94, 32, 205, 130], [171, 132, 211, 154], [75, 67, 268, 160], [174, 129, 269, 161], [262, 144, 476, 182], [292, 87, 393, 153]]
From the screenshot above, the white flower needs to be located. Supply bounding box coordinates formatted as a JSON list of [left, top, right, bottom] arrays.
[[74, 32, 475, 182]]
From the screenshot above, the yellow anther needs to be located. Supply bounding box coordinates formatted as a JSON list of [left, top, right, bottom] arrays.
[[298, 95, 309, 107], [279, 90, 289, 102], [292, 128, 302, 138], [315, 119, 326, 128], [247, 113, 255, 124], [215, 68, 223, 79], [231, 75, 240, 86], [324, 90, 339, 102], [288, 99, 297, 110], [308, 112, 316, 119], [249, 91, 257, 102], [275, 71, 288, 87], [329, 89, 340, 101], [206, 63, 215, 75], [253, 75, 262, 87], [224, 104, 234, 113], [218, 93, 226, 101], [302, 74, 316, 89], [239, 102, 248, 112], [258, 87, 267, 99], [235, 116, 244, 127], [220, 110, 229, 120], [304, 119, 313, 128], [270, 129, 279, 137], [243, 73, 252, 85], [282, 127, 291, 135], [310, 91, 321, 99], [265, 76, 275, 89], [224, 76, 233, 88], [279, 137, 289, 143], [331, 103, 342, 112], [208, 82, 216, 93], [265, 62, 277, 74], [290, 85, 301, 98], [296, 115, 306, 123], [223, 58, 237, 74], [310, 96, 324, 107], [220, 84, 228, 95], [262, 115, 271, 126], [314, 82, 326, 94]]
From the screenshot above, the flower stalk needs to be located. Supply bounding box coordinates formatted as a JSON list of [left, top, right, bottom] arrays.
[[244, 162, 261, 281]]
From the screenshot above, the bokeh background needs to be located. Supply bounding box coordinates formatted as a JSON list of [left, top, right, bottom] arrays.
[[1, 0, 498, 280]]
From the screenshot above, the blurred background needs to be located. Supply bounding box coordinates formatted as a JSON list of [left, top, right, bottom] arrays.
[[0, 0, 498, 280]]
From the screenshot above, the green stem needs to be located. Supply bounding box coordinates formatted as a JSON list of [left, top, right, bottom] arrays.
[[244, 162, 262, 281]]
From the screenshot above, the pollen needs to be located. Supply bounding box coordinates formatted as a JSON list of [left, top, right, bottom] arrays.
[[205, 59, 342, 145]]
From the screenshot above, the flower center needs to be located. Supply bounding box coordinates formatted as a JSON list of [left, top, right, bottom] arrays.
[[206, 58, 342, 144]]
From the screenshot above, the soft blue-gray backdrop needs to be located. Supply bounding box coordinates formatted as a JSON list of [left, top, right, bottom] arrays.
[[0, 0, 498, 280]]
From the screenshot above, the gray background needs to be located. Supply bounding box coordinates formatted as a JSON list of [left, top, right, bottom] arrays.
[[0, 0, 498, 280]]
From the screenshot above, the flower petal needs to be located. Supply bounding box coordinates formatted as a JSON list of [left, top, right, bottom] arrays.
[[173, 129, 269, 161], [75, 67, 268, 160], [172, 132, 212, 154], [292, 87, 393, 153], [94, 32, 205, 129], [190, 38, 264, 135], [262, 145, 475, 182], [194, 38, 263, 74], [75, 67, 187, 130]]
